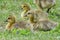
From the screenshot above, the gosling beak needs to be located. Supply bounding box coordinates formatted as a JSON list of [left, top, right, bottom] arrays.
[[20, 5, 23, 10], [21, 7, 23, 10], [4, 20, 8, 22]]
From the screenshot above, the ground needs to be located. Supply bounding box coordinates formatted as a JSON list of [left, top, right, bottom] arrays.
[[0, 0, 60, 40]]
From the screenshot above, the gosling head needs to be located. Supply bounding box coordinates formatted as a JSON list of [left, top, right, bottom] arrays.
[[24, 10, 34, 18], [21, 3, 30, 11], [5, 15, 15, 23]]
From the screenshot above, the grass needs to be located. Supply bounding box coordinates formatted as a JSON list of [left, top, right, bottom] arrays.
[[0, 0, 60, 40]]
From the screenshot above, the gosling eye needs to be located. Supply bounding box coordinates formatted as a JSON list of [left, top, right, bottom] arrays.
[[8, 18, 11, 19], [28, 13, 31, 14], [23, 6, 26, 7]]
